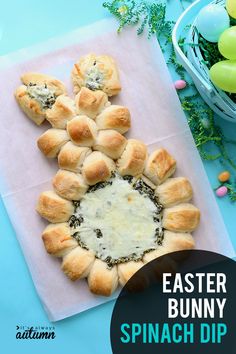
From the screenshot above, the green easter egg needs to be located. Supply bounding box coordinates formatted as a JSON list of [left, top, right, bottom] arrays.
[[218, 26, 236, 59], [226, 0, 236, 19], [210, 60, 236, 93]]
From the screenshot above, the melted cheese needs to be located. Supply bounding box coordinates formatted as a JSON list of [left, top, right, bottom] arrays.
[[85, 66, 104, 91], [75, 176, 161, 261]]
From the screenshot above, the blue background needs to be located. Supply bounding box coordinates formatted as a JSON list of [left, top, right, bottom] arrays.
[[0, 1, 235, 353]]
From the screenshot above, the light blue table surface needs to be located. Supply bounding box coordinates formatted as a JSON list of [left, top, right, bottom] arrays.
[[0, 1, 235, 353]]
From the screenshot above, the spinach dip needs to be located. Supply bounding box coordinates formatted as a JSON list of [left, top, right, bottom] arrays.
[[69, 174, 163, 267]]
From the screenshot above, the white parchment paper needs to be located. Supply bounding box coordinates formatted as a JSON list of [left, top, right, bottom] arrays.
[[0, 19, 234, 321]]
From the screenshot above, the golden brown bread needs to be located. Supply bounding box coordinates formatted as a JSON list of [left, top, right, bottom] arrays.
[[163, 203, 200, 232], [58, 142, 92, 173], [143, 248, 170, 263], [155, 177, 193, 207], [162, 230, 195, 251], [42, 223, 77, 257], [118, 261, 144, 287], [61, 246, 95, 281], [117, 139, 147, 176], [36, 191, 74, 223], [71, 53, 121, 96], [67, 115, 97, 147], [21, 72, 66, 96], [75, 87, 109, 119], [46, 95, 76, 128], [37, 129, 69, 158], [144, 148, 176, 185], [95, 105, 131, 134], [53, 169, 88, 200], [82, 151, 115, 185], [93, 130, 127, 160], [15, 72, 67, 125], [15, 85, 45, 125], [88, 259, 118, 296], [26, 58, 201, 296], [143, 231, 195, 263]]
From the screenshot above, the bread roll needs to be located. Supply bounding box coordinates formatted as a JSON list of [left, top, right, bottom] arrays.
[[82, 151, 115, 185], [163, 203, 200, 232], [96, 105, 131, 134], [62, 246, 95, 281], [162, 230, 195, 252], [15, 85, 45, 125], [42, 223, 77, 257], [143, 231, 194, 263], [156, 177, 193, 207], [144, 148, 176, 185], [75, 87, 109, 119], [88, 259, 118, 296], [143, 248, 169, 263], [118, 261, 144, 287], [53, 169, 88, 200], [93, 130, 127, 159], [36, 191, 74, 223], [15, 73, 67, 125], [46, 95, 76, 128], [37, 129, 69, 158], [67, 115, 97, 147], [71, 53, 121, 96], [117, 139, 147, 176], [58, 142, 91, 172]]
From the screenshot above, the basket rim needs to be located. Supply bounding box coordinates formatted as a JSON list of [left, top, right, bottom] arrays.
[[172, 0, 236, 121]]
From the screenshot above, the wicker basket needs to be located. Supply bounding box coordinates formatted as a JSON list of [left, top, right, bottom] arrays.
[[172, 0, 236, 122]]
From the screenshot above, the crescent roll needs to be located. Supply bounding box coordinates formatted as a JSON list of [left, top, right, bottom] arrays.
[[118, 261, 144, 287], [36, 191, 74, 223], [95, 105, 131, 134], [156, 177, 193, 207], [62, 246, 95, 281], [71, 53, 121, 96], [37, 129, 69, 158], [15, 72, 67, 125], [143, 248, 170, 263], [93, 130, 127, 159], [117, 139, 147, 176], [88, 259, 118, 296], [144, 148, 176, 185], [46, 95, 76, 128], [82, 151, 115, 185], [53, 170, 88, 200], [75, 87, 109, 119], [163, 203, 200, 232], [21, 72, 66, 95], [162, 230, 195, 252], [42, 223, 77, 257], [58, 142, 91, 173], [143, 231, 195, 263], [67, 115, 97, 147]]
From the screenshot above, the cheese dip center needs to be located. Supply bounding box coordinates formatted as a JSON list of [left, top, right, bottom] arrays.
[[73, 175, 163, 264]]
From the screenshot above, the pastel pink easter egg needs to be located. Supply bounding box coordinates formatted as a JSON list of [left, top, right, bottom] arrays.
[[216, 186, 228, 197], [174, 80, 187, 90]]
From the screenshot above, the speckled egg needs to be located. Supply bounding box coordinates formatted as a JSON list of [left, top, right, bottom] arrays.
[[174, 80, 187, 90], [218, 171, 231, 183], [216, 186, 228, 197]]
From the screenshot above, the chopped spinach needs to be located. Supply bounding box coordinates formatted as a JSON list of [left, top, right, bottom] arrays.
[[27, 83, 56, 110], [72, 231, 89, 250], [69, 214, 84, 228]]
